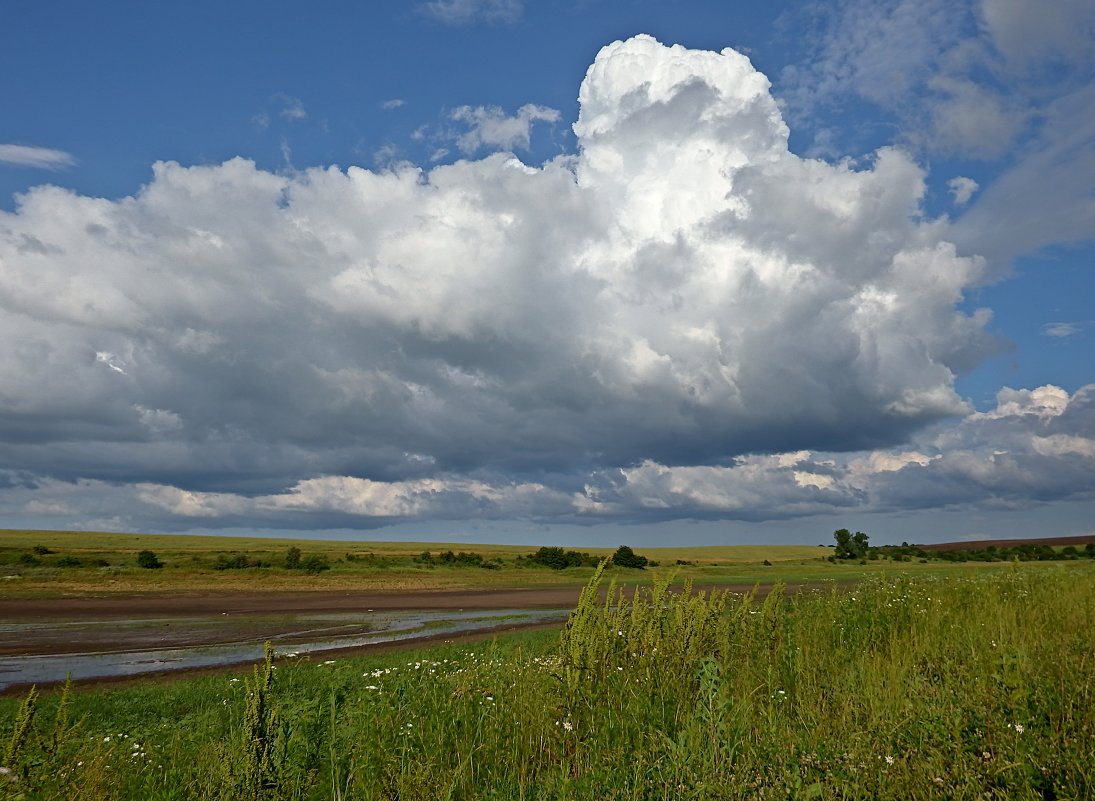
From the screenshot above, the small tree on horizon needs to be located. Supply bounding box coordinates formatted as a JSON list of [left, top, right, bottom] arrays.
[[833, 529, 869, 560], [612, 545, 649, 569]]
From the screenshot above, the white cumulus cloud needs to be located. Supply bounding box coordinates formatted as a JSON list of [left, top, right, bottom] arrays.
[[450, 103, 560, 153], [0, 35, 1015, 530]]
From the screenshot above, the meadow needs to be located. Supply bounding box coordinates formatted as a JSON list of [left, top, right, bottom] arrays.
[[3, 561, 1093, 799], [0, 529, 1049, 598]]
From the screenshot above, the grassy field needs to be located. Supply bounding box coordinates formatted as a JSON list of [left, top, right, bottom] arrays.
[[0, 529, 839, 597], [2, 528, 1062, 598], [2, 562, 1093, 799]]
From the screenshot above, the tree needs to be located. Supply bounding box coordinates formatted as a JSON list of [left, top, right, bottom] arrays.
[[612, 545, 648, 569], [833, 529, 869, 560], [284, 546, 301, 570], [137, 550, 163, 569]]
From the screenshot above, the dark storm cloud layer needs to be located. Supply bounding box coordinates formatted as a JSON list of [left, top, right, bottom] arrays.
[[1, 36, 1090, 531]]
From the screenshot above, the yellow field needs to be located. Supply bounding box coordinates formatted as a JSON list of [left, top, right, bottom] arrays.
[[0, 529, 826, 562], [2, 528, 1017, 599]]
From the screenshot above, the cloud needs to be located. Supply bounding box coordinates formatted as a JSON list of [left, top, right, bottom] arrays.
[[0, 144, 76, 170], [449, 103, 560, 154], [420, 0, 522, 25], [778, 0, 1095, 272], [980, 0, 1095, 68], [947, 176, 978, 205], [22, 382, 1089, 528], [1042, 321, 1090, 338], [577, 383, 1095, 520], [0, 35, 1014, 529], [274, 93, 307, 121], [381, 99, 406, 110]]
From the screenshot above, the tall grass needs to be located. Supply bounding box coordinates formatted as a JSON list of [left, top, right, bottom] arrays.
[[3, 564, 1093, 799]]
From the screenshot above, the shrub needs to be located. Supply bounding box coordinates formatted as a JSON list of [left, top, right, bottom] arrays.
[[284, 546, 302, 570], [31, 545, 54, 555], [299, 555, 330, 574], [136, 550, 163, 569], [611, 545, 648, 569], [212, 553, 268, 570]]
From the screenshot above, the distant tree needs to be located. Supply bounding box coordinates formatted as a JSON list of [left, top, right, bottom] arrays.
[[284, 546, 302, 570], [612, 545, 648, 569], [833, 529, 869, 560], [137, 550, 163, 569]]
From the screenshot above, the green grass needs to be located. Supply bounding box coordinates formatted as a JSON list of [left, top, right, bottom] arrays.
[[3, 562, 1093, 799], [0, 529, 834, 597], [3, 528, 1059, 599]]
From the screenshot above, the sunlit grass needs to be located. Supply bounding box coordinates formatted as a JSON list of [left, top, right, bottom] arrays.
[[3, 562, 1093, 799], [1, 528, 1055, 599]]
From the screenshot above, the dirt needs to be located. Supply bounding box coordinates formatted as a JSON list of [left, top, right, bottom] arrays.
[[918, 534, 1095, 551], [0, 581, 828, 694]]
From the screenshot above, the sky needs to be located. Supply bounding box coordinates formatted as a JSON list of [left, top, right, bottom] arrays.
[[1, 0, 1093, 547]]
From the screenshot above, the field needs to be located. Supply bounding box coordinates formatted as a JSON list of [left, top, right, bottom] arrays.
[[0, 528, 1057, 599], [2, 562, 1093, 799]]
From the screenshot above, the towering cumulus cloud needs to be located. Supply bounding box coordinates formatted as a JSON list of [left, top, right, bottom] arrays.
[[0, 36, 1011, 526]]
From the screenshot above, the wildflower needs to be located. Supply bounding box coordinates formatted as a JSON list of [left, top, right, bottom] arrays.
[[884, 756, 894, 766], [1013, 723, 1025, 734], [933, 777, 945, 786]]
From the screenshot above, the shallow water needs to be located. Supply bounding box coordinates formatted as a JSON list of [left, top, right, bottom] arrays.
[[0, 608, 567, 689]]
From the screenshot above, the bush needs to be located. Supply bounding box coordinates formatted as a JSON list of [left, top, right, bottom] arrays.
[[299, 555, 330, 574], [611, 545, 648, 569], [284, 546, 302, 570], [55, 556, 82, 567], [527, 546, 598, 569], [31, 545, 54, 555], [136, 550, 163, 569], [212, 553, 268, 570]]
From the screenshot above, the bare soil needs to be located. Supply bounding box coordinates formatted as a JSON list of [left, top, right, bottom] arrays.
[[919, 534, 1095, 551]]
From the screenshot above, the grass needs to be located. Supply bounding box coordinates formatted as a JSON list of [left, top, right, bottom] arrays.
[[2, 561, 1093, 799], [0, 528, 1042, 599]]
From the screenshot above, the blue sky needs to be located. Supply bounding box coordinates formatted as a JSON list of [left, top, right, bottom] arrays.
[[1, 0, 1093, 545]]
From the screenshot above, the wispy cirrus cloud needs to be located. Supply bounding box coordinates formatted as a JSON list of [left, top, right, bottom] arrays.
[[0, 143, 76, 170], [274, 93, 307, 121], [420, 0, 522, 25], [1042, 321, 1092, 339]]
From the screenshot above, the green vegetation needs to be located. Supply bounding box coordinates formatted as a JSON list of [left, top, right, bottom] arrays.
[[3, 563, 1093, 799], [135, 550, 162, 570], [521, 546, 601, 569], [832, 528, 870, 560], [610, 544, 652, 568], [881, 540, 1095, 563], [3, 529, 1093, 600]]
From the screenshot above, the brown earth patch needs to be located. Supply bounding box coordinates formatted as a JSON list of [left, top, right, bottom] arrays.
[[919, 534, 1095, 551]]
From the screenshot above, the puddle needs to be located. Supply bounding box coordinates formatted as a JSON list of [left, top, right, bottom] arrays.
[[0, 608, 567, 689]]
